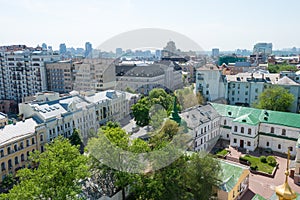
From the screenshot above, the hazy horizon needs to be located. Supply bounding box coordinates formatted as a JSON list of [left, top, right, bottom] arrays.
[[1, 0, 300, 51]]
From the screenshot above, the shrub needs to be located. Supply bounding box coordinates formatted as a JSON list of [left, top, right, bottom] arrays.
[[260, 156, 267, 163], [250, 164, 258, 171], [239, 156, 248, 162], [267, 156, 277, 167]]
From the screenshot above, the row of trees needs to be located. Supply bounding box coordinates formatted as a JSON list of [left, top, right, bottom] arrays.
[[1, 120, 221, 200]]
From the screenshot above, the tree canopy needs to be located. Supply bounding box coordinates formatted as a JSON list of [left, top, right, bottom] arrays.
[[268, 64, 298, 73], [253, 86, 294, 112], [0, 137, 89, 200]]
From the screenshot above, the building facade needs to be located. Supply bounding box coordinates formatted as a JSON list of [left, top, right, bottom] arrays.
[[0, 48, 60, 103], [46, 60, 75, 93]]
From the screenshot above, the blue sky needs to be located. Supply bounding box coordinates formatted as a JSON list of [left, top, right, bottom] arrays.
[[1, 0, 299, 51]]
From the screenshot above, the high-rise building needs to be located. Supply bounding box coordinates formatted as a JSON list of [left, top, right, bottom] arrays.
[[0, 47, 60, 103], [116, 48, 123, 58], [85, 42, 93, 58], [59, 43, 67, 55], [253, 43, 272, 55], [41, 43, 47, 50], [212, 48, 220, 57]]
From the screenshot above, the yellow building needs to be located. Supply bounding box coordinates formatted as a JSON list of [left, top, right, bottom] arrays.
[[0, 118, 45, 180], [217, 160, 250, 200]]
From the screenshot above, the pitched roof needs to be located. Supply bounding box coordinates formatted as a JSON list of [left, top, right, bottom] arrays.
[[0, 118, 37, 146], [219, 160, 249, 192], [210, 103, 300, 129], [277, 76, 299, 86]]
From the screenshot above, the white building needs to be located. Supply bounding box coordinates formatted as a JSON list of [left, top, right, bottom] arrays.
[[196, 64, 226, 102], [212, 103, 300, 156], [0, 49, 60, 103], [180, 105, 221, 152]]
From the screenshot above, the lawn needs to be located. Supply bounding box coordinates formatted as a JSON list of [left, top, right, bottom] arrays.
[[216, 149, 229, 157], [240, 155, 275, 174]]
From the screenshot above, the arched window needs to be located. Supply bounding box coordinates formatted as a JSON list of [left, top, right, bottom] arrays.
[[8, 159, 12, 169], [14, 144, 18, 152], [40, 134, 44, 142], [15, 156, 19, 165], [1, 162, 5, 171], [271, 127, 274, 133], [278, 144, 281, 149], [241, 127, 244, 133], [21, 154, 25, 162], [266, 142, 269, 147], [7, 147, 11, 155]]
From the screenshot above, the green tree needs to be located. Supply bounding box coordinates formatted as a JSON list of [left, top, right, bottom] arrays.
[[268, 64, 298, 73], [131, 97, 151, 126], [253, 86, 294, 112], [149, 107, 168, 130], [69, 129, 84, 153], [1, 137, 89, 200]]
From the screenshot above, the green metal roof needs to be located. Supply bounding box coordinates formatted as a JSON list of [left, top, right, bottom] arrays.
[[233, 113, 260, 125], [219, 160, 248, 192], [210, 103, 300, 129], [251, 194, 266, 200]]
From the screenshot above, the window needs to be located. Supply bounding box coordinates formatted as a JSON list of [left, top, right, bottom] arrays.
[[266, 142, 269, 147], [234, 126, 237, 132], [20, 142, 24, 149], [14, 156, 19, 165], [40, 134, 44, 142], [271, 127, 274, 133], [241, 127, 244, 133], [7, 147, 11, 155], [8, 160, 12, 169], [247, 141, 251, 146], [282, 129, 286, 136], [290, 147, 293, 152], [224, 120, 227, 125], [21, 154, 25, 162], [1, 162, 5, 171], [27, 151, 30, 158], [204, 127, 206, 132], [278, 144, 281, 149], [14, 144, 18, 152], [32, 138, 35, 145], [0, 150, 3, 157], [227, 134, 229, 138], [234, 138, 237, 143], [248, 128, 251, 135], [26, 139, 30, 147], [41, 146, 44, 152]]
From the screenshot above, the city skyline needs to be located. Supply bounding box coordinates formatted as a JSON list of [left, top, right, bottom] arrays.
[[1, 0, 300, 51]]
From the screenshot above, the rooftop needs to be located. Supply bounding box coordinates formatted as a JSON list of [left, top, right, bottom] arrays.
[[0, 118, 37, 146], [210, 103, 300, 129], [219, 160, 249, 192]]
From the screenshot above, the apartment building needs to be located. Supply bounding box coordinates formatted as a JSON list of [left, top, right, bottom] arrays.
[[196, 64, 226, 102], [46, 60, 75, 93], [73, 59, 116, 92], [225, 72, 300, 112], [0, 48, 60, 103]]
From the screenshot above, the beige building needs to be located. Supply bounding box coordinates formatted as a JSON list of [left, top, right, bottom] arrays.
[[216, 160, 250, 200], [73, 59, 116, 92], [0, 118, 46, 180]]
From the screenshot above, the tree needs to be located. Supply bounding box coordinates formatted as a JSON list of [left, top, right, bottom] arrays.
[[1, 137, 89, 200], [131, 97, 151, 126], [253, 86, 294, 112], [69, 129, 84, 153], [175, 87, 200, 110], [268, 64, 298, 73]]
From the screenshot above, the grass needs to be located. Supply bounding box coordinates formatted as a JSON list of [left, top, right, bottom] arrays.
[[241, 155, 275, 174], [216, 149, 229, 157]]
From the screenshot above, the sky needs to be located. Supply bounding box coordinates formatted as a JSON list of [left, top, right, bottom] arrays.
[[1, 0, 300, 51]]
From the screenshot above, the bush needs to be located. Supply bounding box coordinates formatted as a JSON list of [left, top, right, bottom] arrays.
[[239, 156, 248, 162], [267, 156, 277, 167], [260, 156, 267, 163], [250, 164, 258, 171]]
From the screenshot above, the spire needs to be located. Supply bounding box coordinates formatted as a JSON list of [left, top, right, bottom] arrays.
[[275, 148, 297, 200], [170, 96, 181, 125]]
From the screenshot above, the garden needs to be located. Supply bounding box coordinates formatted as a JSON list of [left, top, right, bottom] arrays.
[[239, 155, 277, 174]]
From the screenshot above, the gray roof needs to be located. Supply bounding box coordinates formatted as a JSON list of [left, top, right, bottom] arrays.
[[84, 90, 124, 104], [180, 105, 220, 128], [121, 64, 165, 77], [277, 76, 299, 86], [0, 118, 37, 146]]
